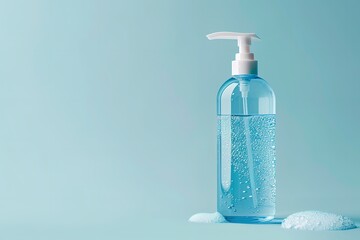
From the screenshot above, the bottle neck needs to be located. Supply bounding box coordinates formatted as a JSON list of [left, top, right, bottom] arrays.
[[232, 74, 259, 82], [232, 74, 258, 77]]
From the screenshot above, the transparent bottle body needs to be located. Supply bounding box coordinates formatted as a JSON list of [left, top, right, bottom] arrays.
[[217, 74, 276, 223]]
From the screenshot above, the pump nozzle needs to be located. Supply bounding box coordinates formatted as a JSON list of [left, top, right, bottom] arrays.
[[207, 32, 260, 75]]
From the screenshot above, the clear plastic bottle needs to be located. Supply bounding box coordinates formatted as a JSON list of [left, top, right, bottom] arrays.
[[217, 74, 276, 223], [207, 32, 276, 223]]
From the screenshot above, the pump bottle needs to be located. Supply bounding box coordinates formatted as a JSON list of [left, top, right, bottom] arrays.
[[207, 32, 276, 223]]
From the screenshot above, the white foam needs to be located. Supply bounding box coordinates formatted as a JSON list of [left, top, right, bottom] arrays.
[[188, 212, 226, 223], [282, 211, 356, 231]]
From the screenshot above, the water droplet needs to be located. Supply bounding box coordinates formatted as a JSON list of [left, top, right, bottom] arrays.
[[246, 186, 250, 189], [249, 195, 253, 198], [255, 188, 259, 191], [233, 209, 237, 212], [241, 197, 246, 200], [242, 190, 246, 193]]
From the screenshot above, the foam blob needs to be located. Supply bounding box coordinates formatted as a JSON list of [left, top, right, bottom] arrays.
[[282, 211, 356, 231], [188, 212, 226, 223]]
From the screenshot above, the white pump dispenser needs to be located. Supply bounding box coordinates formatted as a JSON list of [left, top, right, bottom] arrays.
[[206, 32, 260, 75]]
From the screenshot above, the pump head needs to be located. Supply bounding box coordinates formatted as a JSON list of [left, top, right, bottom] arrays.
[[207, 32, 260, 75]]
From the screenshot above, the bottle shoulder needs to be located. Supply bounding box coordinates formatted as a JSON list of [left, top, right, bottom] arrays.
[[217, 74, 276, 115], [217, 75, 275, 98]]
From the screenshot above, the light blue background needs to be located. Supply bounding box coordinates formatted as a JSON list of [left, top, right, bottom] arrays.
[[0, 0, 359, 239]]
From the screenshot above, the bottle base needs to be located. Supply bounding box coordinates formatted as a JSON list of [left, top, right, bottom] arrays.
[[224, 215, 274, 224]]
